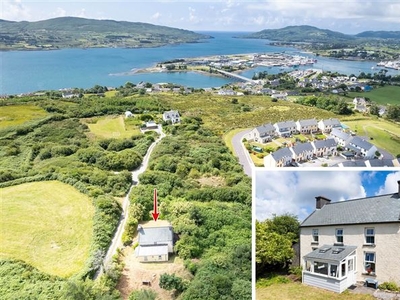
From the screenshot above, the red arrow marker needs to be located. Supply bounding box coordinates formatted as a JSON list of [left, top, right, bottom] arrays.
[[152, 188, 159, 221]]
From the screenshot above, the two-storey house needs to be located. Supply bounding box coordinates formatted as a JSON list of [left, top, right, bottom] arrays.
[[248, 123, 276, 143], [296, 119, 319, 134], [274, 121, 297, 137]]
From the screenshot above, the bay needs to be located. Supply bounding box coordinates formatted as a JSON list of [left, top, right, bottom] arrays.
[[1, 31, 399, 95]]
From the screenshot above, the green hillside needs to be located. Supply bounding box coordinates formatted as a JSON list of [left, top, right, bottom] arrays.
[[0, 17, 210, 50], [356, 31, 400, 39]]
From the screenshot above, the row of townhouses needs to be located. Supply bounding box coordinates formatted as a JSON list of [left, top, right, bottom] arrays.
[[300, 181, 400, 293]]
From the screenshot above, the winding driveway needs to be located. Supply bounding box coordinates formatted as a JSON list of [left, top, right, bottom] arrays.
[[95, 126, 166, 278], [231, 129, 254, 177]]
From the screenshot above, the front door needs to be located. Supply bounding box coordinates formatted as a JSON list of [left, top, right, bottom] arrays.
[[347, 256, 356, 285]]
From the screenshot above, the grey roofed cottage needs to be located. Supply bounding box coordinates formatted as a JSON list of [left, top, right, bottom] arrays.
[[330, 128, 351, 146], [312, 138, 338, 157], [264, 147, 293, 167], [318, 118, 341, 133], [300, 183, 400, 293], [249, 123, 276, 143], [163, 110, 181, 124], [274, 120, 297, 136], [296, 118, 318, 134], [346, 136, 377, 158], [290, 142, 314, 162]]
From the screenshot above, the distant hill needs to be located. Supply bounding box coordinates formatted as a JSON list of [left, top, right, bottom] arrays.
[[245, 25, 355, 43], [356, 31, 400, 39], [0, 17, 210, 50]]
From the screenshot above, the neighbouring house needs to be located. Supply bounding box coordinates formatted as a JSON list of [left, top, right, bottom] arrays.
[[163, 110, 181, 124], [290, 142, 314, 162], [330, 128, 351, 147], [312, 139, 338, 157], [144, 121, 158, 130], [274, 120, 297, 137], [337, 160, 367, 167], [346, 136, 378, 159], [248, 123, 276, 143], [353, 97, 368, 113], [135, 220, 174, 262], [318, 119, 341, 133], [300, 182, 400, 293], [218, 89, 236, 96], [271, 92, 288, 100], [264, 147, 294, 167], [296, 119, 319, 134], [365, 159, 395, 168]]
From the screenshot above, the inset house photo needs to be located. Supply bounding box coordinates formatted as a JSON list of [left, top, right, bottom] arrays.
[[255, 169, 400, 300]]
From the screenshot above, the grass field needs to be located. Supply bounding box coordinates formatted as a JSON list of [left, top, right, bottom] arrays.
[[256, 282, 374, 300], [0, 181, 94, 277], [0, 105, 48, 128], [84, 115, 141, 139], [341, 116, 400, 156], [347, 85, 400, 105]]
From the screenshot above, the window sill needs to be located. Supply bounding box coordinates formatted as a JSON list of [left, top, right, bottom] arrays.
[[311, 242, 319, 245], [362, 273, 377, 277], [334, 243, 344, 246], [363, 244, 376, 247]]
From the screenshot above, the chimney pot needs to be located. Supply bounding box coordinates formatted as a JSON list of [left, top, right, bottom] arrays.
[[316, 196, 331, 209]]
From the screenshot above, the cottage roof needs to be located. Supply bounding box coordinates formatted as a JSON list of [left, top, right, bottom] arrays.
[[255, 123, 275, 135], [340, 160, 367, 167], [367, 159, 394, 167], [138, 223, 173, 245], [136, 245, 169, 257], [163, 110, 180, 118], [271, 147, 293, 161], [303, 245, 357, 263], [291, 142, 314, 155], [331, 128, 351, 141], [321, 118, 341, 127], [274, 120, 296, 129], [298, 119, 318, 127], [301, 193, 400, 227], [348, 136, 374, 151], [313, 138, 337, 149]]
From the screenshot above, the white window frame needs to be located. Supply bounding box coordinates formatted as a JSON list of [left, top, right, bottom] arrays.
[[364, 252, 376, 275], [312, 229, 319, 243], [365, 227, 375, 245], [335, 228, 343, 244]]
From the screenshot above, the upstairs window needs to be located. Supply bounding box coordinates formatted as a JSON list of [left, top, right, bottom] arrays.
[[335, 228, 343, 244], [312, 229, 319, 243], [365, 228, 375, 244]]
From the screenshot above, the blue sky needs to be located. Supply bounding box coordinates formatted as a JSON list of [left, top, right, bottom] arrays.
[[2, 0, 400, 33], [255, 169, 400, 221]]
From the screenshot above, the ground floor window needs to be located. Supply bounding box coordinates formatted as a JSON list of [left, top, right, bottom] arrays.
[[365, 252, 376, 274], [314, 262, 328, 275]]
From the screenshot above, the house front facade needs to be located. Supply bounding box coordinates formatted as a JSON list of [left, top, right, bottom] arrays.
[[296, 119, 318, 134], [290, 142, 314, 162], [312, 139, 338, 157], [248, 123, 276, 143], [274, 121, 297, 137], [300, 185, 400, 293], [346, 136, 377, 159], [318, 118, 341, 133], [264, 147, 293, 167]]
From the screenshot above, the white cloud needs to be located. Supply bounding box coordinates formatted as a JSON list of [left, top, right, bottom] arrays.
[[1, 0, 31, 20], [151, 12, 162, 21], [255, 170, 366, 221], [376, 171, 400, 195], [50, 7, 67, 18]]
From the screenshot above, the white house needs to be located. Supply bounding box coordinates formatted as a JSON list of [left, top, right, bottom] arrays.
[[125, 111, 133, 118], [296, 119, 319, 134], [353, 97, 368, 112], [274, 121, 297, 137], [346, 136, 378, 159], [300, 183, 400, 293], [248, 123, 276, 143], [318, 119, 341, 133], [330, 128, 351, 147], [264, 147, 294, 167], [135, 220, 174, 262], [163, 110, 181, 124], [312, 139, 338, 157]]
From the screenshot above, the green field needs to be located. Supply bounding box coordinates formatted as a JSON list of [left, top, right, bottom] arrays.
[[341, 116, 400, 156], [257, 282, 374, 300], [0, 181, 94, 277], [85, 115, 141, 139], [0, 105, 48, 128], [348, 85, 400, 105]]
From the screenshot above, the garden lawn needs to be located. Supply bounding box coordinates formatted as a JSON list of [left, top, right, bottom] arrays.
[[347, 85, 400, 105], [0, 181, 94, 277], [0, 105, 47, 128], [341, 117, 400, 156], [85, 115, 141, 139], [256, 282, 374, 300]]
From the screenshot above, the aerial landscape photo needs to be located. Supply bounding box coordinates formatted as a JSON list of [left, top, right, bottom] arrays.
[[0, 0, 400, 299]]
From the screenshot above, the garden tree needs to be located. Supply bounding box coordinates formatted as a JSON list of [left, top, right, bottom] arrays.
[[386, 105, 400, 121], [128, 289, 157, 300], [159, 273, 187, 293], [370, 103, 380, 116]]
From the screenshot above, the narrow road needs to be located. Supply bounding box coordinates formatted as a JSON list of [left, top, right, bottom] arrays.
[[95, 126, 166, 279], [231, 129, 253, 177]]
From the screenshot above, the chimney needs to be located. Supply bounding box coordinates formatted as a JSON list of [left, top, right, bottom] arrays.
[[316, 196, 331, 209], [398, 180, 400, 197]]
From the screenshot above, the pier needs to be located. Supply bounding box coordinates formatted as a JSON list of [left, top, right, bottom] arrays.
[[213, 68, 256, 83]]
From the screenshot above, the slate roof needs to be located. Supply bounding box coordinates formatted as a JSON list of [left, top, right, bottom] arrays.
[[271, 147, 293, 161], [301, 193, 400, 227], [255, 123, 275, 135], [138, 225, 173, 246], [275, 120, 296, 129], [367, 159, 394, 167], [313, 138, 337, 149], [136, 245, 169, 257], [163, 110, 180, 119], [339, 160, 367, 167], [298, 118, 318, 127], [321, 118, 341, 127], [291, 142, 314, 155], [330, 128, 351, 141], [348, 136, 374, 151], [304, 245, 357, 262]]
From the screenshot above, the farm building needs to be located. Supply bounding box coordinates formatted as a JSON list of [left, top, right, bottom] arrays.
[[300, 181, 400, 293], [135, 220, 174, 263]]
